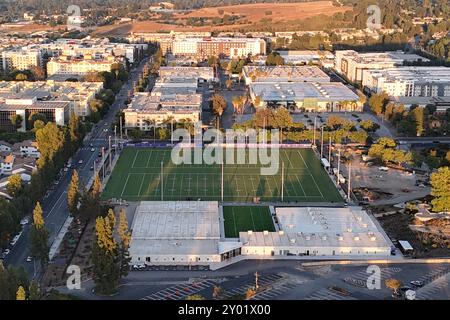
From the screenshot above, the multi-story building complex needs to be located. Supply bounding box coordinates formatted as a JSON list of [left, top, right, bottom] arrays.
[[172, 37, 266, 59], [276, 50, 335, 68], [46, 54, 122, 80], [334, 50, 429, 83], [1, 48, 42, 73], [0, 97, 69, 132], [0, 80, 103, 119], [158, 67, 215, 82], [362, 67, 450, 97], [124, 66, 213, 131], [123, 92, 202, 130]]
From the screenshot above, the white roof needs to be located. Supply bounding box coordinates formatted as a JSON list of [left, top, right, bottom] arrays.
[[240, 207, 390, 249], [399, 240, 413, 251], [130, 201, 222, 257], [131, 201, 220, 240]]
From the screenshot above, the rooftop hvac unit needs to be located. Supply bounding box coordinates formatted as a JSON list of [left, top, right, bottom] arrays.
[[288, 224, 294, 229], [278, 230, 285, 236], [347, 228, 353, 233], [362, 223, 368, 228], [370, 236, 377, 241], [305, 235, 311, 241], [322, 236, 327, 241], [290, 238, 296, 244], [263, 230, 269, 235], [357, 216, 362, 221], [338, 236, 344, 241], [247, 230, 253, 235], [353, 236, 360, 241]]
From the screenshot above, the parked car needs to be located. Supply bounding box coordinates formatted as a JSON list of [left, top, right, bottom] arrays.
[[91, 148, 95, 152], [20, 218, 29, 226], [410, 281, 424, 287], [26, 256, 33, 262], [78, 159, 83, 164]]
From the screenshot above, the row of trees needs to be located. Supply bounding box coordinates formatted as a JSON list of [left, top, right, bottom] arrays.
[[0, 263, 41, 300], [368, 92, 450, 137], [0, 114, 86, 252], [232, 108, 370, 144], [368, 137, 413, 166]]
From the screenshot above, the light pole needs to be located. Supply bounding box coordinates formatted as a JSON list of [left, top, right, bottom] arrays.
[[320, 126, 324, 158]]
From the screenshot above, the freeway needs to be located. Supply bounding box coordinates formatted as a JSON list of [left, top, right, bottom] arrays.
[[3, 56, 151, 277]]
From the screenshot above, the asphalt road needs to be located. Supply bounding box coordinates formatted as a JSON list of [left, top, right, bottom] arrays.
[[3, 56, 151, 277]]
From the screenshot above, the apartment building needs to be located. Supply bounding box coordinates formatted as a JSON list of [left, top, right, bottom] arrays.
[[0, 98, 69, 132], [0, 80, 103, 118], [362, 67, 450, 97], [172, 37, 266, 59], [334, 50, 429, 83], [1, 48, 42, 73], [46, 54, 122, 79], [124, 92, 202, 130]]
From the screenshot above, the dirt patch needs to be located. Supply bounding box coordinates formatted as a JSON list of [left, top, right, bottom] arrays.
[[378, 211, 450, 258], [93, 1, 350, 35]]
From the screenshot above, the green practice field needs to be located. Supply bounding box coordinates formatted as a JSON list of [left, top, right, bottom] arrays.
[[101, 147, 343, 203], [223, 206, 275, 238]]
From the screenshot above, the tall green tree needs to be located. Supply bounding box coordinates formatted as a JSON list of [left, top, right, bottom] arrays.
[[431, 166, 450, 213], [67, 170, 80, 216], [117, 209, 131, 279], [28, 202, 49, 267], [7, 174, 22, 198], [91, 210, 119, 295]]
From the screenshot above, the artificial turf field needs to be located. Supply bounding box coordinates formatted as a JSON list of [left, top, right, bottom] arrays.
[[101, 147, 343, 203], [223, 206, 275, 238]]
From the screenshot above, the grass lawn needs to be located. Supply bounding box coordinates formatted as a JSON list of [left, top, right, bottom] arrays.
[[101, 147, 343, 203], [223, 206, 275, 238]]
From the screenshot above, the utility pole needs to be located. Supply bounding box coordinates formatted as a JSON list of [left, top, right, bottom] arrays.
[[320, 126, 324, 158], [119, 115, 123, 140], [281, 161, 285, 202], [221, 162, 224, 202], [337, 148, 341, 185], [161, 161, 164, 201], [313, 116, 317, 146], [102, 147, 105, 180], [347, 162, 351, 202], [109, 136, 112, 170], [255, 271, 259, 290], [328, 135, 332, 164], [114, 125, 117, 154]]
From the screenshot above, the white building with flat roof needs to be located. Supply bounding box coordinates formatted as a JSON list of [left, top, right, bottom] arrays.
[[334, 50, 429, 83], [123, 92, 202, 130], [240, 207, 391, 257], [129, 201, 241, 269], [243, 66, 330, 85], [249, 82, 360, 112], [362, 67, 450, 97]]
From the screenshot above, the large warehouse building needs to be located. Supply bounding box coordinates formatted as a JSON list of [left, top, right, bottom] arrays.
[[240, 207, 391, 257], [129, 202, 241, 270], [129, 202, 392, 270]]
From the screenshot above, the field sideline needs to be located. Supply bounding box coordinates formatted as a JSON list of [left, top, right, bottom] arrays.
[[101, 147, 343, 203]]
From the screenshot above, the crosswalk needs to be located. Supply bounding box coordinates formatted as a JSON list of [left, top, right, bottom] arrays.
[[216, 274, 284, 300], [304, 288, 356, 300], [140, 280, 216, 300], [249, 282, 299, 300], [416, 273, 450, 300]]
